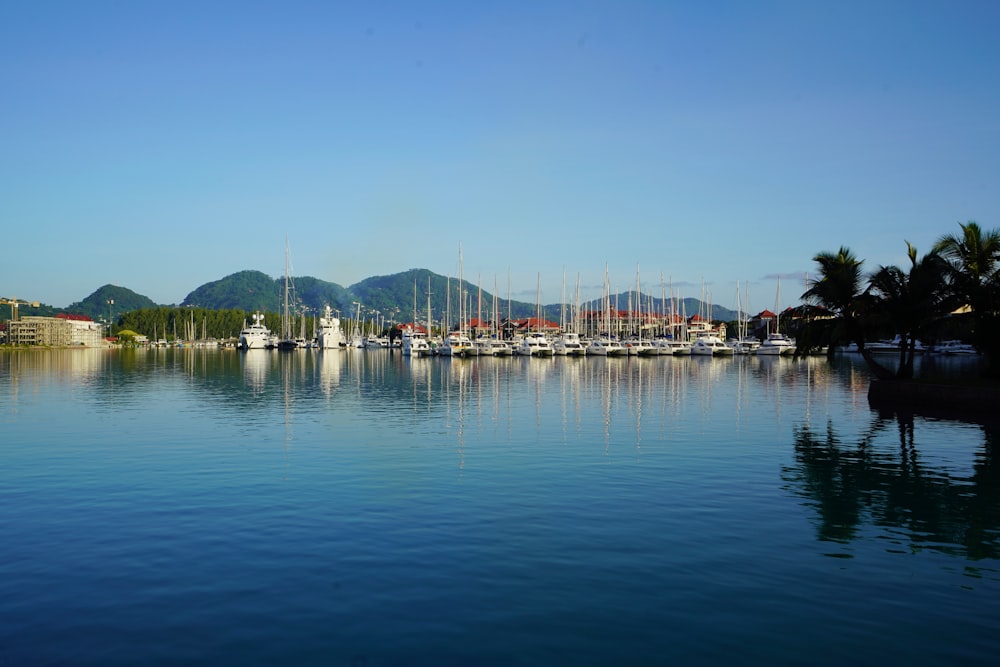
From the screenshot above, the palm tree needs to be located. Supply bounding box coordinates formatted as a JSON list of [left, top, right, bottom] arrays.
[[801, 248, 866, 343], [933, 221, 1000, 376], [867, 242, 952, 379], [800, 246, 898, 378]]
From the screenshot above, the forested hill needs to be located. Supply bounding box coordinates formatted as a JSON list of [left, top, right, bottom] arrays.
[[64, 285, 158, 322], [59, 269, 739, 327]]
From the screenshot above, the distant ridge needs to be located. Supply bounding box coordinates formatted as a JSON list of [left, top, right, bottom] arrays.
[[51, 269, 740, 324]]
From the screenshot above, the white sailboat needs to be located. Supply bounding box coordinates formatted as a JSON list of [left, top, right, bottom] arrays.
[[755, 280, 796, 356], [588, 264, 629, 356], [276, 237, 301, 351], [402, 280, 431, 357]]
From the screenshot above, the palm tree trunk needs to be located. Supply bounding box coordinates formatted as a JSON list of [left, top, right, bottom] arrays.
[[858, 341, 896, 380]]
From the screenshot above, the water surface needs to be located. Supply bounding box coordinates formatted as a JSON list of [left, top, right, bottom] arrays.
[[1, 349, 997, 665]]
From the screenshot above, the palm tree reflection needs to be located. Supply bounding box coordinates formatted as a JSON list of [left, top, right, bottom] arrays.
[[784, 411, 999, 560]]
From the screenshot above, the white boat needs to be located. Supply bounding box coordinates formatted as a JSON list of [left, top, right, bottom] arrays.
[[865, 339, 900, 354], [866, 335, 925, 355], [238, 312, 272, 350], [316, 305, 346, 349], [649, 337, 674, 355], [755, 333, 795, 356], [691, 335, 734, 356], [276, 237, 303, 351], [587, 337, 628, 357], [476, 337, 512, 356], [401, 329, 432, 357], [667, 340, 692, 356], [624, 336, 657, 357], [517, 331, 555, 357], [931, 340, 979, 355], [729, 337, 760, 355], [363, 335, 389, 349], [553, 332, 587, 356], [440, 331, 475, 357]]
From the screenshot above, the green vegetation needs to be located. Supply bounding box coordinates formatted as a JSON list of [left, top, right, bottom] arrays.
[[798, 221, 1000, 379], [117, 307, 253, 342], [65, 284, 158, 322]]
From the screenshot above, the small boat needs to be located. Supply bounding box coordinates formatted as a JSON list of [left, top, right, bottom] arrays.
[[623, 336, 657, 357], [363, 335, 389, 349], [553, 332, 587, 356], [930, 340, 979, 355], [587, 337, 628, 357], [691, 335, 734, 356], [755, 333, 795, 356], [517, 332, 555, 357], [401, 329, 432, 357], [476, 337, 513, 356], [440, 331, 475, 357]]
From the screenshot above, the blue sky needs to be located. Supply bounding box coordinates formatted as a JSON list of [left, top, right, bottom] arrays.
[[2, 1, 998, 314]]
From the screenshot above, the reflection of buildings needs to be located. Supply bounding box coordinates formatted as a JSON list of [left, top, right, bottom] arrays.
[[2, 348, 107, 385], [8, 315, 105, 346]]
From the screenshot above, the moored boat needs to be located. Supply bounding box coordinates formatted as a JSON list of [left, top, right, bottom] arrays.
[[316, 305, 346, 349], [755, 333, 795, 356], [553, 332, 587, 356], [691, 335, 734, 356], [238, 312, 271, 350]]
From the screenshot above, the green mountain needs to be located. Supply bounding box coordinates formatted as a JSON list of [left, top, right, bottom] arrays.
[[65, 285, 159, 323], [181, 270, 280, 311], [46, 270, 739, 333]]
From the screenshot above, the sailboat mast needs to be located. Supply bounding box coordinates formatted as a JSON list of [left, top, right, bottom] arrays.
[[636, 264, 641, 342], [426, 276, 433, 339], [282, 237, 291, 339], [535, 272, 541, 333]]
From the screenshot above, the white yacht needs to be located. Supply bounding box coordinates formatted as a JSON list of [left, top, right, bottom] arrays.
[[517, 332, 555, 357], [363, 335, 389, 349], [755, 333, 795, 356], [553, 332, 587, 356], [401, 329, 432, 357], [587, 337, 628, 357], [238, 312, 272, 350], [440, 331, 476, 357], [667, 340, 692, 356], [691, 335, 734, 356], [316, 305, 346, 349], [931, 340, 978, 355], [729, 337, 760, 355], [624, 337, 658, 357], [476, 337, 513, 356]]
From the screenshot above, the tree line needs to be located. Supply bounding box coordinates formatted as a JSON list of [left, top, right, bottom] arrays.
[[795, 221, 1000, 379], [117, 307, 261, 341]]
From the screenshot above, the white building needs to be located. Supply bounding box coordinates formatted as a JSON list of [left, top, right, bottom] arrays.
[[8, 315, 106, 346]]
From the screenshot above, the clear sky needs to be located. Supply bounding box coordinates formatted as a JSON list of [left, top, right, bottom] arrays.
[[3, 1, 998, 314]]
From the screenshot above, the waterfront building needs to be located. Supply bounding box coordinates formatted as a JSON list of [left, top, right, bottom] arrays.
[[7, 315, 105, 346]]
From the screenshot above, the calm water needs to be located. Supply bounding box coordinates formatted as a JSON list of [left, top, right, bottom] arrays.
[[1, 348, 997, 665]]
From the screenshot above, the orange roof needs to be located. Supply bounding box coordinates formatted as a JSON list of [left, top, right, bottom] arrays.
[[396, 322, 428, 334], [517, 317, 560, 329]]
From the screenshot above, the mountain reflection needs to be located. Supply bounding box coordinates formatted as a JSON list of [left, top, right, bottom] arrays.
[[784, 412, 999, 560]]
